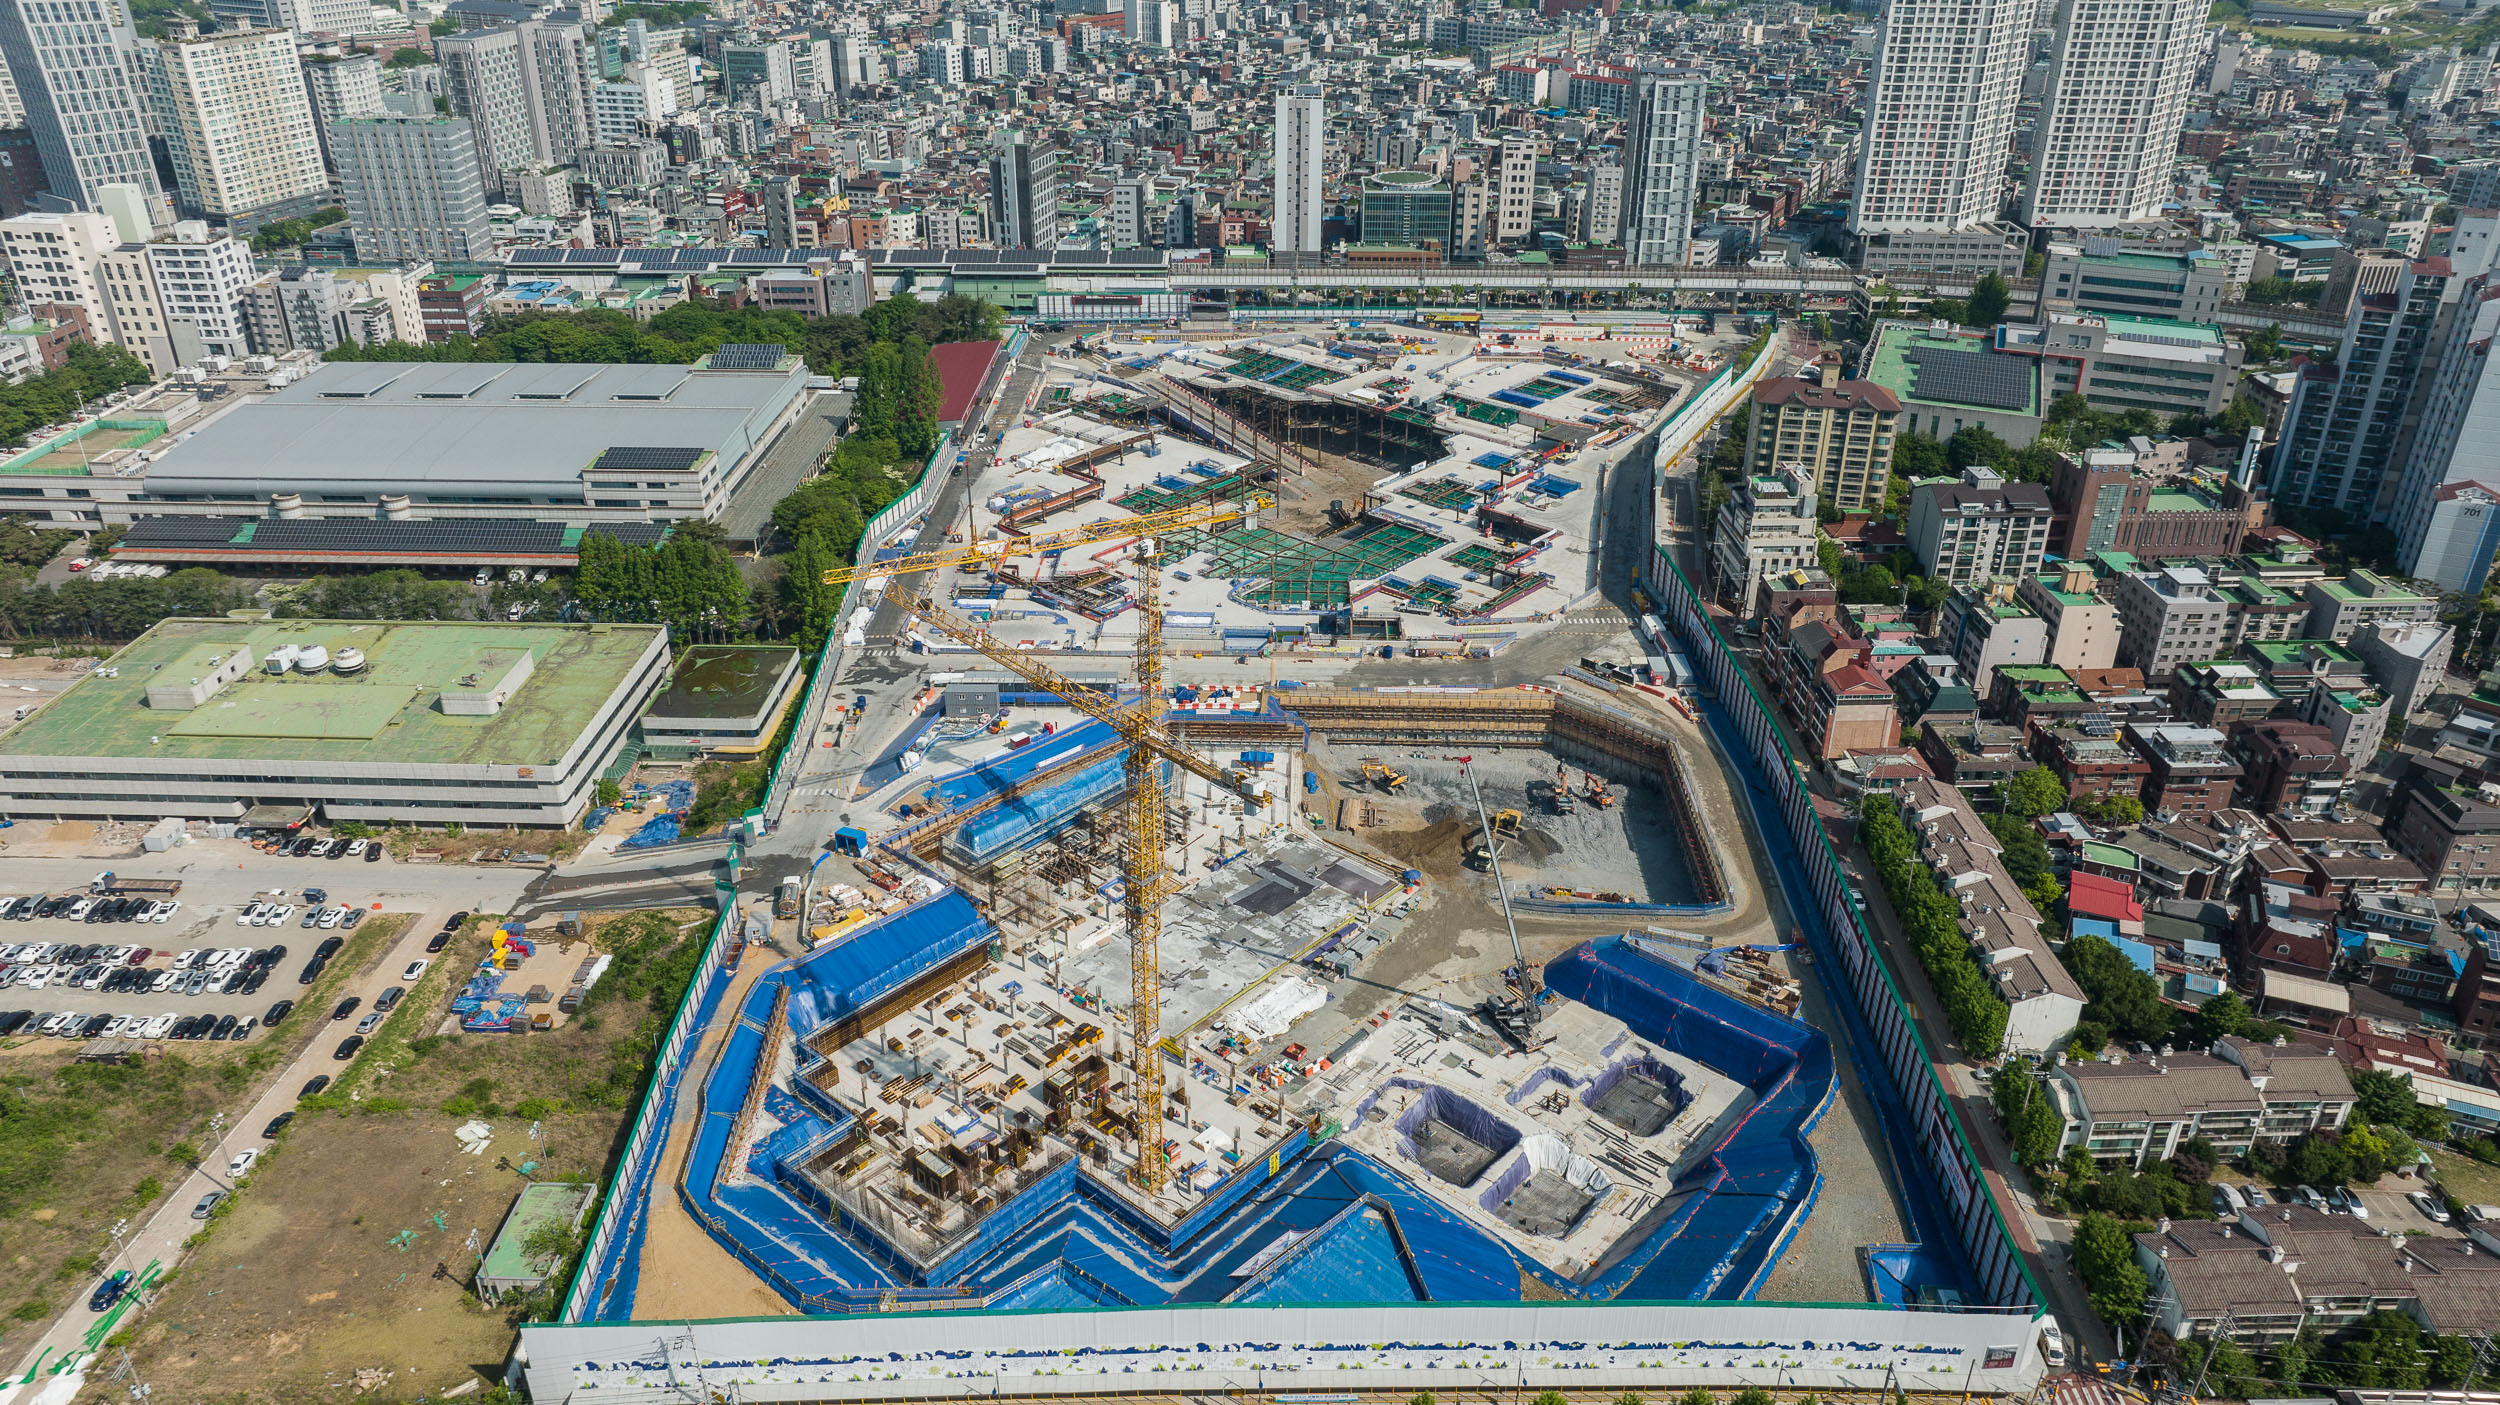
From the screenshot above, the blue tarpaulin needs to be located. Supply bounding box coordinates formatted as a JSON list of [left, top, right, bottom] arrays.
[[2110, 936, 2157, 974]]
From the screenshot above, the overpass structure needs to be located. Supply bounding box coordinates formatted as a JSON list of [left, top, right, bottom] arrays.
[[1165, 262, 1861, 298]]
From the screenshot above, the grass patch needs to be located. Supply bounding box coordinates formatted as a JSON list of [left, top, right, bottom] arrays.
[[2427, 1147, 2500, 1205]]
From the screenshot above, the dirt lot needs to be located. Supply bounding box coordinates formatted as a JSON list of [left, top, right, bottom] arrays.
[[102, 907, 711, 1404], [0, 915, 413, 1364]]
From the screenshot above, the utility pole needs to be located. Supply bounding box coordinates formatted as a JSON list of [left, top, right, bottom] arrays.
[[2182, 1309, 2236, 1404]]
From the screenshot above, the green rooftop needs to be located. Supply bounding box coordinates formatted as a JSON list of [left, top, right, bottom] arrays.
[[2247, 638, 2360, 667], [2081, 841, 2140, 870], [479, 1181, 596, 1293], [1864, 322, 2039, 416], [2029, 574, 2098, 607], [2312, 569, 2431, 603], [2101, 312, 2225, 345], [2081, 250, 2202, 273], [0, 619, 665, 768], [2144, 489, 2220, 513], [1997, 665, 2077, 685]]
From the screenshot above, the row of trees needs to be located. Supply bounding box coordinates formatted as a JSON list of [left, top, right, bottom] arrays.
[[571, 531, 751, 643], [1858, 793, 2010, 1056], [319, 295, 1001, 391], [0, 343, 155, 454]]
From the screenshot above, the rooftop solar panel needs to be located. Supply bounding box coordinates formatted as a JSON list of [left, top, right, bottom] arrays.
[[707, 344, 788, 371], [593, 445, 708, 471], [113, 516, 672, 557], [1902, 345, 2034, 411]]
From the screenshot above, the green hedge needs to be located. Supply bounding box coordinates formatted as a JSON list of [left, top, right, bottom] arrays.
[[1859, 794, 2009, 1057]]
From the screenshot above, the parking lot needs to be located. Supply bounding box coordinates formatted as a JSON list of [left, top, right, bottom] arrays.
[[2216, 1179, 2466, 1237], [0, 883, 399, 1044]]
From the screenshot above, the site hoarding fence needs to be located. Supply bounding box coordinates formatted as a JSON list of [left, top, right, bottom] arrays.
[[1641, 528, 2039, 1309], [557, 881, 746, 1324], [759, 426, 953, 828]]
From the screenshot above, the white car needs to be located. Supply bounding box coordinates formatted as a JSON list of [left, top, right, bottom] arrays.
[[149, 969, 176, 993], [22, 967, 50, 989], [2408, 1190, 2451, 1223], [174, 949, 199, 968], [317, 908, 345, 930], [343, 838, 367, 858], [139, 1013, 175, 1039], [235, 904, 262, 927], [148, 901, 177, 923], [226, 1148, 258, 1179], [400, 959, 429, 982], [262, 905, 292, 928]]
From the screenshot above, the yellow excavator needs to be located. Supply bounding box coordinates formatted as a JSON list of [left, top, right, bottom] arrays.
[[1359, 761, 1408, 792]]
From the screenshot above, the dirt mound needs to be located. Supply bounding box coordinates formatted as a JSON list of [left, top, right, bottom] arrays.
[[1378, 817, 1475, 879]]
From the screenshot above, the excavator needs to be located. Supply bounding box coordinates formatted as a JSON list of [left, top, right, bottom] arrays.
[[1465, 808, 1524, 870], [1583, 770, 1615, 809], [1359, 760, 1408, 792]]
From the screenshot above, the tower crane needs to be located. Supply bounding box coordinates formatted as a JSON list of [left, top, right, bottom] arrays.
[[820, 495, 1270, 1193]]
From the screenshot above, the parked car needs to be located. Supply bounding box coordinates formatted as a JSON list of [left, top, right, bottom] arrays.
[[355, 1011, 383, 1035], [341, 908, 365, 929], [296, 958, 325, 985], [262, 1112, 294, 1138], [190, 1191, 224, 1219], [2294, 1185, 2332, 1212], [226, 1148, 258, 1178], [264, 999, 294, 1025], [374, 985, 405, 1012], [2407, 1190, 2450, 1224], [363, 844, 383, 864], [400, 959, 429, 982], [332, 1035, 363, 1060], [2330, 1185, 2371, 1219], [298, 1075, 330, 1099], [331, 996, 360, 1021], [425, 931, 451, 954]]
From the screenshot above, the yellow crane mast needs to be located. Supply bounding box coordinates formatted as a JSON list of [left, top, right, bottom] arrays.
[[822, 497, 1269, 1194]]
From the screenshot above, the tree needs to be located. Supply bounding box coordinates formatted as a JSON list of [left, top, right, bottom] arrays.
[[2074, 1213, 2150, 1329], [2069, 791, 2144, 826], [1966, 272, 2011, 328], [781, 534, 845, 650], [2191, 991, 2251, 1045], [2286, 1131, 2353, 1187], [384, 45, 431, 66], [2000, 765, 2069, 819], [2061, 934, 2173, 1043], [2351, 1068, 2449, 1141], [2244, 324, 2283, 364], [1945, 425, 2011, 472]]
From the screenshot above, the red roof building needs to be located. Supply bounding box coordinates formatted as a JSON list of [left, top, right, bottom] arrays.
[[2067, 871, 2145, 932], [929, 339, 1004, 426]]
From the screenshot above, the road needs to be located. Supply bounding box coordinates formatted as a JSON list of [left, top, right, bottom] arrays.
[[751, 339, 1053, 874], [0, 843, 535, 1400]]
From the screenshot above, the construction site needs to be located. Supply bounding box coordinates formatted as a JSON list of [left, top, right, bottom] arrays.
[[885, 323, 1730, 658], [516, 316, 2051, 1404]]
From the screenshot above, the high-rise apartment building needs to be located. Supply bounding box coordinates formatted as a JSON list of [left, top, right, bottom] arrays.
[[301, 52, 386, 168], [1109, 177, 1150, 250], [1578, 160, 1624, 246], [207, 0, 368, 38], [1849, 0, 2029, 262], [0, 0, 163, 214], [331, 115, 495, 263], [1271, 85, 1324, 256], [143, 220, 254, 358], [0, 210, 116, 333], [1622, 73, 1703, 268], [1122, 0, 1173, 47], [2022, 0, 2206, 229], [2392, 277, 2500, 582], [989, 132, 1058, 250], [437, 20, 595, 191], [2272, 258, 2455, 520], [1743, 354, 1904, 513], [1494, 135, 1535, 247], [141, 26, 326, 218]]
